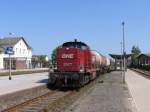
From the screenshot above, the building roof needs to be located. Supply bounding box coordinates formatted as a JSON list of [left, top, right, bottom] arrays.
[[139, 54, 150, 58], [109, 54, 131, 59], [0, 37, 20, 46], [0, 37, 31, 51]]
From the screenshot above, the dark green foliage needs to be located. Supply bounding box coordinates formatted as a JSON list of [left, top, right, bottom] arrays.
[[129, 64, 138, 68], [138, 65, 150, 71], [131, 45, 141, 67], [51, 46, 61, 66], [37, 55, 49, 67]]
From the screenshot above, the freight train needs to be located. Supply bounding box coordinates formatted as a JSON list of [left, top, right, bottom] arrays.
[[49, 39, 110, 87]]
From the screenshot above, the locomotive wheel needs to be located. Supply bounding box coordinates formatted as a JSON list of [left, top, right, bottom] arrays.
[[49, 74, 57, 85], [80, 74, 90, 86]]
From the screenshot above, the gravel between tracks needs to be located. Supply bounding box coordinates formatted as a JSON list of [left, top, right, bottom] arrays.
[[65, 71, 137, 112], [0, 85, 50, 111]]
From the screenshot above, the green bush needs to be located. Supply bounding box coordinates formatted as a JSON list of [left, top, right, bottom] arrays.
[[138, 64, 150, 71], [129, 64, 150, 71], [129, 64, 138, 69]]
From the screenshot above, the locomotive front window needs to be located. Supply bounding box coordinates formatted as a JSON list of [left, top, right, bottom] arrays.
[[81, 46, 87, 50], [62, 41, 89, 49]]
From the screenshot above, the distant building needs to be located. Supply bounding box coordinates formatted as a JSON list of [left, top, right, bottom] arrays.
[[32, 55, 49, 68], [138, 54, 150, 65], [109, 54, 131, 70], [0, 37, 32, 69]]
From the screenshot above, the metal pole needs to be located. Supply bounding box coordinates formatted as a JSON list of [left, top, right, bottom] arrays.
[[120, 42, 123, 71], [9, 54, 12, 80], [9, 32, 12, 80], [122, 22, 126, 83]]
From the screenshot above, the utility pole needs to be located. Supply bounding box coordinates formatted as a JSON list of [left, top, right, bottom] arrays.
[[8, 32, 13, 80], [120, 42, 123, 71], [122, 21, 126, 83], [9, 33, 11, 80], [9, 53, 12, 80]]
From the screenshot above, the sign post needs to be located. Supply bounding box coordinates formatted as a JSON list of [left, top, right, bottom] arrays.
[[5, 47, 14, 80], [9, 54, 11, 80], [122, 21, 126, 83]]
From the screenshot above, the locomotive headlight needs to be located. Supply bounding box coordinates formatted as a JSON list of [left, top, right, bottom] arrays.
[[80, 65, 84, 73]]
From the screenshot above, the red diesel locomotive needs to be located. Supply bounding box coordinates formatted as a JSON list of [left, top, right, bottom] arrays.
[[49, 39, 110, 87]]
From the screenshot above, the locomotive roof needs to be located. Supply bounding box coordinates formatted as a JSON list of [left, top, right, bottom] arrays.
[[62, 41, 89, 48]]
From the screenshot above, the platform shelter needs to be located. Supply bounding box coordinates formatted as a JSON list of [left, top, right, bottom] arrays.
[[109, 54, 131, 70]]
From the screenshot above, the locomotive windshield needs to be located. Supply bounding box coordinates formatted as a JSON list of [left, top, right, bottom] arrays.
[[62, 41, 89, 50]]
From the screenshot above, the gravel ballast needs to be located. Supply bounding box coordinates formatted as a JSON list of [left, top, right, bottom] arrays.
[[0, 85, 51, 111]]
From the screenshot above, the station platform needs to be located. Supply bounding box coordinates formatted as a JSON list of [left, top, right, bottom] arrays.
[[0, 68, 49, 73], [126, 69, 150, 112], [66, 71, 136, 112], [0, 72, 48, 96]]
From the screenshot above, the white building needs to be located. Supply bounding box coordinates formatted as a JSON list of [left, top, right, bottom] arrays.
[[0, 37, 32, 69]]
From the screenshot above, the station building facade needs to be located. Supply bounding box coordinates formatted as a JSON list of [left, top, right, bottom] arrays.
[[0, 37, 32, 70], [138, 54, 150, 65]]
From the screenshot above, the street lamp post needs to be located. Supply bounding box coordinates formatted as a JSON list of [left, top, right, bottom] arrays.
[[9, 33, 12, 80], [122, 22, 126, 83], [8, 32, 14, 80], [120, 42, 123, 71], [9, 53, 12, 80]]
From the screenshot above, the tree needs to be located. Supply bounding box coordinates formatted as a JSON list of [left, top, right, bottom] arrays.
[[38, 55, 47, 68], [131, 45, 141, 67], [51, 46, 61, 67]]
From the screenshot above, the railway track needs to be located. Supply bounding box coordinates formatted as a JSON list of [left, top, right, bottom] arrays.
[[130, 68, 150, 80], [1, 73, 104, 112], [2, 90, 72, 112]]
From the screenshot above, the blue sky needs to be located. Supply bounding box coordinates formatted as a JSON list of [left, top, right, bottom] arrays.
[[0, 0, 150, 57]]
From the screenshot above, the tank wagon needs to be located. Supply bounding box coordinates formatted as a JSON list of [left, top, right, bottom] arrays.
[[49, 39, 110, 87]]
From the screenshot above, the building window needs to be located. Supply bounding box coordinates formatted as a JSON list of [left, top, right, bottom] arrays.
[[144, 59, 146, 65], [139, 60, 141, 65], [146, 59, 148, 65], [149, 60, 150, 65]]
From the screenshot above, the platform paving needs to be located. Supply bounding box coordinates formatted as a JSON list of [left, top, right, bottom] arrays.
[[66, 71, 136, 112], [0, 72, 48, 96], [126, 69, 150, 112]]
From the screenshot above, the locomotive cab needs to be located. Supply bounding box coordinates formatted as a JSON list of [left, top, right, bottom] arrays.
[[49, 40, 92, 87], [57, 40, 90, 73]]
